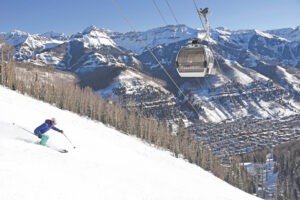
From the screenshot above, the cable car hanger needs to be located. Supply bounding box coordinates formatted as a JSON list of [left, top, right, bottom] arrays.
[[175, 6, 216, 78]]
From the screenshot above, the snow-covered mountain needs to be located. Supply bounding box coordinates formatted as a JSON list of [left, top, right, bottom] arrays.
[[212, 27, 300, 68], [39, 31, 69, 41], [110, 25, 198, 54], [0, 86, 262, 200], [2, 30, 65, 63], [267, 26, 300, 42], [3, 25, 300, 69], [1, 25, 300, 123]]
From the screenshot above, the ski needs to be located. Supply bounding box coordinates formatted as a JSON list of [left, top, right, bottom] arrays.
[[40, 143, 68, 153], [40, 144, 69, 153], [56, 149, 68, 153]]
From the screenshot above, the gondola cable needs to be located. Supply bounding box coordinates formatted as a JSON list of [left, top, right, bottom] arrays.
[[191, 0, 238, 108], [111, 0, 203, 120], [159, 0, 235, 116], [152, 0, 168, 26], [165, 0, 179, 25], [152, 0, 216, 114], [163, 0, 216, 109], [151, 0, 217, 114], [152, 0, 179, 40]]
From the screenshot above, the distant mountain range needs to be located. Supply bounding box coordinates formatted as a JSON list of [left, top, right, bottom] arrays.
[[1, 25, 300, 123]]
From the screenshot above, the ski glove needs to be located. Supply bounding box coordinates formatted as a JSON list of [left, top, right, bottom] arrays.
[[59, 130, 64, 134]]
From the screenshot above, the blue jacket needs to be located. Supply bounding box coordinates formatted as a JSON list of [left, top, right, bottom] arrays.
[[34, 120, 61, 136]]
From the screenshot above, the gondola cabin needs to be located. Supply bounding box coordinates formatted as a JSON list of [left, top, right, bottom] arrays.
[[176, 41, 215, 77]]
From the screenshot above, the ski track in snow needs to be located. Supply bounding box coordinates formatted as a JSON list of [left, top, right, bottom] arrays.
[[0, 86, 261, 200]]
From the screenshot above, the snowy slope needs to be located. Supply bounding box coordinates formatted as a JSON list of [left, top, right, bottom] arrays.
[[0, 86, 261, 200]]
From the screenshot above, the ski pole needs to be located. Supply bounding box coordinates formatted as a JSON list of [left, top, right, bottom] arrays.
[[62, 133, 76, 149], [12, 123, 35, 135]]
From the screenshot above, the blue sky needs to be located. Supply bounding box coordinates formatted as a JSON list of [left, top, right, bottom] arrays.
[[1, 0, 299, 35]]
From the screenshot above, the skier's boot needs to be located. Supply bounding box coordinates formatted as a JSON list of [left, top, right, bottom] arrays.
[[39, 134, 49, 146]]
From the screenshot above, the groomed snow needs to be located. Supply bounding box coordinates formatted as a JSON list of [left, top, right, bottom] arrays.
[[0, 86, 261, 200]]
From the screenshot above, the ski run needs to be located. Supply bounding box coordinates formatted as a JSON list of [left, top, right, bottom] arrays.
[[0, 86, 261, 200]]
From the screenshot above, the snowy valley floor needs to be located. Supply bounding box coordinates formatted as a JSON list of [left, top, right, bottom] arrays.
[[0, 86, 261, 200]]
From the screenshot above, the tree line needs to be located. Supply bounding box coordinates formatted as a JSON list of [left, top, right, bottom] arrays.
[[274, 140, 300, 200]]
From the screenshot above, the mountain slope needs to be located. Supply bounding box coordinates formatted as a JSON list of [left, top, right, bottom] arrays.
[[0, 86, 261, 200]]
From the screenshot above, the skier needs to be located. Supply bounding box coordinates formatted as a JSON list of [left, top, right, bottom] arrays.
[[34, 118, 64, 145]]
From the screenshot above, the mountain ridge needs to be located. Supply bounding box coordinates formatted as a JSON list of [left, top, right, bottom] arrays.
[[1, 24, 300, 124]]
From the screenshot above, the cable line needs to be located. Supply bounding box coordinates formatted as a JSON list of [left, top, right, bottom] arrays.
[[152, 0, 168, 26], [111, 0, 203, 120], [165, 0, 179, 25], [191, 0, 238, 107], [111, 0, 137, 32]]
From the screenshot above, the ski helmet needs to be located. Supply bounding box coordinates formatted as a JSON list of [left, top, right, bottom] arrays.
[[51, 118, 57, 125]]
